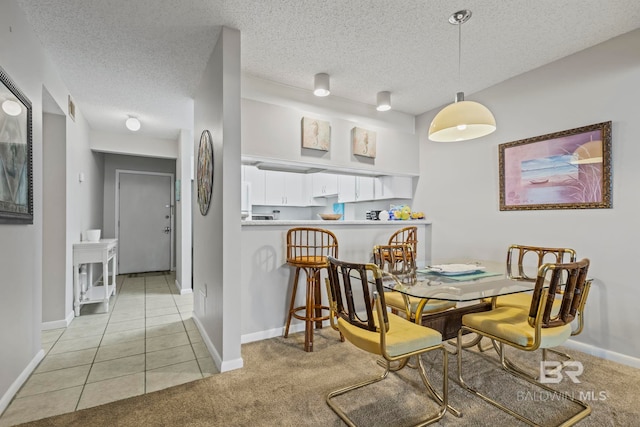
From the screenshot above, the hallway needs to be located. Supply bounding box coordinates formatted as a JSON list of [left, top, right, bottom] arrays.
[[0, 272, 211, 426]]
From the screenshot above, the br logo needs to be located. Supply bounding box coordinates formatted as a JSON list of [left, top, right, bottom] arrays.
[[539, 361, 583, 384]]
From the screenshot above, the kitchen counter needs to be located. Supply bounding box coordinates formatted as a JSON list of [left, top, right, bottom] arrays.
[[242, 219, 432, 226], [239, 220, 432, 344]]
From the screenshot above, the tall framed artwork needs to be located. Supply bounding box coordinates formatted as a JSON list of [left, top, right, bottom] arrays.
[[197, 130, 213, 216], [0, 66, 33, 224], [301, 117, 330, 151], [499, 121, 612, 211]]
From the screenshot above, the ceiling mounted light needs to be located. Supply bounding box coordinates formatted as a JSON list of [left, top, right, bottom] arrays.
[[376, 91, 391, 111], [313, 73, 330, 97], [125, 116, 141, 132], [429, 10, 496, 142], [2, 99, 22, 116]]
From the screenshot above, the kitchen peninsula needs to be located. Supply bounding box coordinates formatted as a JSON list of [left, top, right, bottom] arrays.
[[239, 219, 432, 343]]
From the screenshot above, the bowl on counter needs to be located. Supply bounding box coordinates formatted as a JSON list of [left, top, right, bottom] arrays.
[[318, 213, 342, 220]]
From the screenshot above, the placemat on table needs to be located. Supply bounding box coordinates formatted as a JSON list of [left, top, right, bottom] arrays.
[[417, 270, 502, 282]]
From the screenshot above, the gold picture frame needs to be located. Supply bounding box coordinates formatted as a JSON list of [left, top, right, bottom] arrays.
[[499, 121, 612, 211]]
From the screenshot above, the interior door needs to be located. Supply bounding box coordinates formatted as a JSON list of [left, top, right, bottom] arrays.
[[118, 172, 172, 274]]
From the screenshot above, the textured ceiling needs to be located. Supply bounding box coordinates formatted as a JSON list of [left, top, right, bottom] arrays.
[[16, 0, 640, 139]]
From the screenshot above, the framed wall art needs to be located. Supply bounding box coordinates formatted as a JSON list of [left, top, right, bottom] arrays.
[[301, 116, 330, 151], [0, 66, 33, 224], [499, 121, 612, 211], [197, 130, 213, 215], [352, 127, 376, 158]]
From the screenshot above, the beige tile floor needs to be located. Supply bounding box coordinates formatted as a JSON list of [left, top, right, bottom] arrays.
[[0, 272, 215, 427]]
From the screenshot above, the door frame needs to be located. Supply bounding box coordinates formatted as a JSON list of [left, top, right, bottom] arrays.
[[115, 169, 175, 272]]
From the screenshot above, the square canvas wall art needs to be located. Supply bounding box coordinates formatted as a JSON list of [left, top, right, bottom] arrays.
[[352, 127, 376, 158], [301, 117, 330, 151]]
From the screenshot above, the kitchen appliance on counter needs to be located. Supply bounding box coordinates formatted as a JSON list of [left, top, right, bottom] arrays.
[[251, 214, 274, 220], [366, 210, 382, 220]]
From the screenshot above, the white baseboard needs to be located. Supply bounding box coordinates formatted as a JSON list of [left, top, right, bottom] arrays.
[[192, 315, 243, 373], [241, 322, 322, 344], [174, 279, 192, 295], [41, 311, 74, 330], [564, 339, 640, 369], [0, 349, 44, 415]]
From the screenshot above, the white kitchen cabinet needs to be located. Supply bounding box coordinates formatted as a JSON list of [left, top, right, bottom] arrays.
[[264, 170, 307, 206], [311, 173, 339, 197], [338, 175, 375, 203], [242, 165, 266, 205], [374, 176, 413, 200]]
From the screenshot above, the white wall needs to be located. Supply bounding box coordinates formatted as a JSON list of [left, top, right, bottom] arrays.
[[0, 0, 100, 413], [175, 129, 193, 293], [192, 26, 243, 372], [241, 97, 419, 176], [91, 130, 178, 159], [414, 28, 640, 365], [42, 112, 67, 324]]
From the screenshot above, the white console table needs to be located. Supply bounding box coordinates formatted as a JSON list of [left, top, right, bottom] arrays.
[[73, 239, 118, 316]]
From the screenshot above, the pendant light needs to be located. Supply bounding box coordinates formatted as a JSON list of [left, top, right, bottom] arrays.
[[429, 10, 496, 142]]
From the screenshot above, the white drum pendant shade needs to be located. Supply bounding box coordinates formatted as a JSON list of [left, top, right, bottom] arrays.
[[428, 100, 496, 142]]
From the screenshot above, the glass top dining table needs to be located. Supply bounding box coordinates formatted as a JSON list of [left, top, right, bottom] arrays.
[[381, 265, 535, 302]]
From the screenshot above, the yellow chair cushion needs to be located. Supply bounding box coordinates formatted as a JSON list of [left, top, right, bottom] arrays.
[[494, 292, 562, 316], [338, 312, 442, 358], [462, 306, 571, 349], [288, 255, 327, 266], [385, 291, 456, 315]]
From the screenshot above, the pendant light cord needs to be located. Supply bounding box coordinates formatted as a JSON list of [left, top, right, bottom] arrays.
[[458, 22, 462, 92]]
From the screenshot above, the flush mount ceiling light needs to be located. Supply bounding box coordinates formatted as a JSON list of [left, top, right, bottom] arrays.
[[429, 10, 496, 142], [125, 116, 141, 132], [313, 73, 330, 97], [2, 99, 22, 116], [376, 91, 391, 111]]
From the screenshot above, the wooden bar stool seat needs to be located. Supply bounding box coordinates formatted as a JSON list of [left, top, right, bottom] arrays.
[[284, 227, 338, 352]]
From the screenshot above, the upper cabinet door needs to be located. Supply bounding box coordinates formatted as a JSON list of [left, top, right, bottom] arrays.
[[356, 176, 375, 201], [243, 166, 266, 205], [264, 170, 308, 206], [311, 173, 339, 197], [374, 176, 413, 200], [338, 175, 375, 202], [337, 175, 357, 203]]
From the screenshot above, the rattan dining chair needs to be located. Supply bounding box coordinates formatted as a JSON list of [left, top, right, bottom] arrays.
[[457, 258, 592, 427], [283, 227, 339, 352], [388, 226, 418, 257], [324, 256, 459, 426], [373, 244, 455, 323]]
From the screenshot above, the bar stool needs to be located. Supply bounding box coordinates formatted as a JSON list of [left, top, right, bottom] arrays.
[[388, 226, 417, 259], [284, 227, 338, 352]]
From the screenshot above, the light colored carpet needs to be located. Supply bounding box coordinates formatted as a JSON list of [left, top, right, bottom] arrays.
[[18, 328, 640, 426]]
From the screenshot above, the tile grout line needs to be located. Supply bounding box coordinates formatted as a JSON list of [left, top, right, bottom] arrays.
[[74, 271, 122, 411]]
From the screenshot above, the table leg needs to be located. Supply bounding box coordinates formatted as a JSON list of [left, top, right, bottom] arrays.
[[112, 251, 117, 295], [73, 263, 80, 316], [103, 257, 109, 312]]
